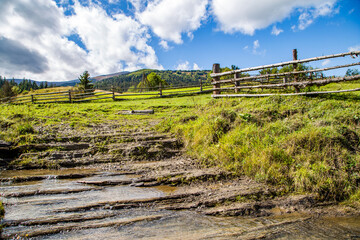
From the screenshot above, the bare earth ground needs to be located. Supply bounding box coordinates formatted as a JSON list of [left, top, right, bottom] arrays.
[[1, 117, 359, 239]]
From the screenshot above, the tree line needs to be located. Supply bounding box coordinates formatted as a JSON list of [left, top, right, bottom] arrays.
[[94, 69, 210, 92], [0, 77, 54, 98]]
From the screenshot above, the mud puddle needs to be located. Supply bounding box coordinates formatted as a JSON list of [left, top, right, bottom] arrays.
[[2, 170, 360, 239], [21, 211, 360, 240]]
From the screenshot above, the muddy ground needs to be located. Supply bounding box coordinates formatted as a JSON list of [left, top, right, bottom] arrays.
[[1, 118, 359, 239]]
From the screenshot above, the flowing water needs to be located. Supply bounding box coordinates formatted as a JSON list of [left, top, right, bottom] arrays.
[[1, 169, 360, 239]]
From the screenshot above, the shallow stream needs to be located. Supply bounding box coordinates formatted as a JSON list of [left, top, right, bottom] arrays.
[[1, 169, 360, 239]]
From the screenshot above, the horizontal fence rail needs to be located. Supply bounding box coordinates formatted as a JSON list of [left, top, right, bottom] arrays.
[[0, 83, 213, 105], [211, 49, 360, 98]]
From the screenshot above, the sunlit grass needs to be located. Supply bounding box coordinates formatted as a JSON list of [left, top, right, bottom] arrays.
[[159, 81, 360, 202]]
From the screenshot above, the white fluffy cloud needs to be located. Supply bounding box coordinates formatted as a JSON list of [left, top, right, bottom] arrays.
[[176, 61, 201, 70], [193, 63, 201, 70], [252, 40, 265, 55], [253, 40, 260, 50], [176, 61, 190, 70], [0, 0, 344, 81], [159, 40, 170, 50], [0, 0, 161, 81], [138, 0, 208, 44], [69, 2, 162, 74], [271, 25, 283, 36], [211, 0, 337, 35], [348, 45, 360, 52]]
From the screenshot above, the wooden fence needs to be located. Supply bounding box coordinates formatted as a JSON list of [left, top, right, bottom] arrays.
[[0, 83, 213, 104], [210, 49, 360, 98], [0, 89, 115, 104]]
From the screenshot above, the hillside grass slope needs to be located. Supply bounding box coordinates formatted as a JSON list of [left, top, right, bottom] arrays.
[[159, 82, 360, 204]]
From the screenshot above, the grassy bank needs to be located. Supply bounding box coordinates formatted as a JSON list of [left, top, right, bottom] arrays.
[[159, 83, 360, 202]]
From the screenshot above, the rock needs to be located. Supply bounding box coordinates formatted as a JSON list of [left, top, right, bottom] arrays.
[[0, 140, 11, 147]]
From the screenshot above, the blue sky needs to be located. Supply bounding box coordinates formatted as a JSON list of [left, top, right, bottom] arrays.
[[0, 0, 359, 81]]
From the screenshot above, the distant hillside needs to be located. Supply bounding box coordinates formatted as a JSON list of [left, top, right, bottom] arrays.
[[94, 69, 211, 91], [0, 71, 130, 88], [92, 71, 129, 81], [0, 77, 76, 87], [2, 78, 37, 84], [1, 70, 210, 89], [55, 79, 79, 87]]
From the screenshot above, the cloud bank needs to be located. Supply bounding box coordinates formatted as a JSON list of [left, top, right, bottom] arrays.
[[138, 0, 208, 44], [211, 0, 337, 35], [0, 0, 339, 81]]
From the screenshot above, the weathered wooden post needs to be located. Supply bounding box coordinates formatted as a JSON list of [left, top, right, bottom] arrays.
[[234, 72, 241, 93], [31, 95, 34, 104], [293, 49, 298, 65], [68, 90, 72, 103], [200, 78, 203, 92], [292, 49, 300, 92], [212, 63, 221, 95], [112, 85, 115, 101], [283, 76, 288, 89], [159, 82, 162, 97]]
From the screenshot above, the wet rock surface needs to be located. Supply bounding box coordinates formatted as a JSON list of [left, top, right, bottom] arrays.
[[1, 120, 360, 239]]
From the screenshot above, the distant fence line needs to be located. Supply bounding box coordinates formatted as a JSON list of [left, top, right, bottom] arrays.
[[210, 49, 360, 98], [0, 83, 213, 104]]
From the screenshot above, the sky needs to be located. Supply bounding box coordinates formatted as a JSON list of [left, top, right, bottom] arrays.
[[0, 0, 359, 81]]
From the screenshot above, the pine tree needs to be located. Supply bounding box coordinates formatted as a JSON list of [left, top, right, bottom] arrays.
[[0, 80, 16, 98], [78, 71, 93, 90]]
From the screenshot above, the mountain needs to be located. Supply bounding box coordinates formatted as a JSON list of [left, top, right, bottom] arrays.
[[94, 69, 211, 91], [55, 79, 79, 87], [91, 71, 129, 81], [0, 71, 130, 87], [55, 71, 130, 87]]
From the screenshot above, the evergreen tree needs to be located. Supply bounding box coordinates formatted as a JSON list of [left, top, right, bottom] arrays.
[[10, 78, 17, 86], [0, 76, 3, 89], [32, 81, 38, 90], [0, 80, 16, 98], [78, 71, 93, 90]]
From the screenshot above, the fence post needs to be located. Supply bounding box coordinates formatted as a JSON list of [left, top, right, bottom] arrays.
[[234, 72, 241, 93], [31, 95, 34, 104], [68, 90, 72, 103], [200, 78, 203, 92], [112, 86, 115, 101], [212, 63, 221, 95], [292, 49, 300, 92], [283, 76, 288, 89], [159, 82, 162, 97]]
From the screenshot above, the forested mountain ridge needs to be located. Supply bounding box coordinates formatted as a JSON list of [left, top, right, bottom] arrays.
[[94, 69, 211, 91]]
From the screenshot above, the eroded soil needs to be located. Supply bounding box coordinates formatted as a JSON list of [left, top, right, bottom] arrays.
[[1, 118, 359, 239]]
